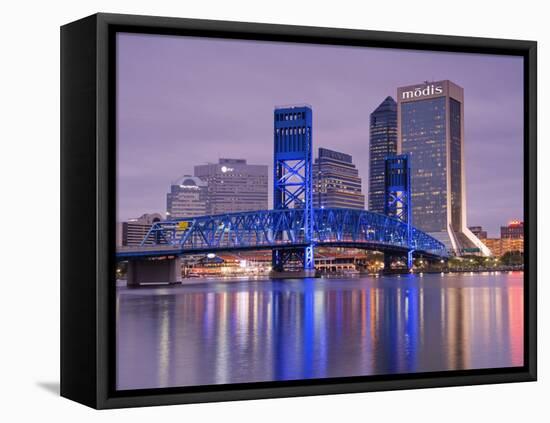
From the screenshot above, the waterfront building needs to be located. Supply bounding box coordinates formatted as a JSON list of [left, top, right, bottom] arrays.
[[369, 96, 398, 213], [185, 251, 273, 277], [117, 213, 163, 247], [397, 80, 490, 255], [501, 237, 524, 254], [483, 237, 523, 257], [501, 220, 524, 239], [194, 158, 268, 215], [481, 220, 524, 256], [482, 238, 502, 256], [313, 147, 365, 210], [166, 175, 208, 219]]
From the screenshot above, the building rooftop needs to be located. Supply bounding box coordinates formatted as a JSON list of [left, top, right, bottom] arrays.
[[371, 96, 397, 114], [274, 103, 312, 110]]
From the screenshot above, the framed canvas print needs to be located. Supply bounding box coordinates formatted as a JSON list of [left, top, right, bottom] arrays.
[[60, 13, 537, 409]]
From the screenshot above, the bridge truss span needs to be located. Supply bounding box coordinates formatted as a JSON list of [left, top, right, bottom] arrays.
[[117, 208, 448, 260]]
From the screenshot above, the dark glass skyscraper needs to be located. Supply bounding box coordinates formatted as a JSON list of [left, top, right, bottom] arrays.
[[313, 147, 365, 210], [397, 80, 490, 255], [368, 96, 397, 213]]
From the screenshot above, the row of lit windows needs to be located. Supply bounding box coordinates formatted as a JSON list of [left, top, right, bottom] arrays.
[[314, 177, 362, 186], [313, 163, 359, 176], [275, 127, 309, 135], [314, 157, 356, 167], [275, 111, 306, 121]]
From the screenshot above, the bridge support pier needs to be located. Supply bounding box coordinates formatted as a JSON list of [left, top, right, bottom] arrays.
[[271, 247, 317, 279], [270, 268, 317, 279], [383, 252, 412, 275], [126, 257, 182, 287]]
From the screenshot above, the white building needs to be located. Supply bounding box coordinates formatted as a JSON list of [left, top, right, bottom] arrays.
[[166, 175, 208, 219], [117, 213, 163, 247], [194, 159, 268, 215]]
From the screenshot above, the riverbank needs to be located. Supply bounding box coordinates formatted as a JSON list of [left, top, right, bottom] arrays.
[[115, 268, 523, 287]]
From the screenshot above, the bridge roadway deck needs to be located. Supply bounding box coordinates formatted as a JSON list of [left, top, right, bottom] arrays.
[[116, 241, 442, 261]]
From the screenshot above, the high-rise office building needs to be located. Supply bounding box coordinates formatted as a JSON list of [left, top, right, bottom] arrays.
[[500, 220, 524, 255], [369, 96, 397, 213], [313, 148, 365, 210], [166, 175, 208, 219], [471, 221, 524, 257], [397, 80, 490, 255], [194, 158, 268, 215], [501, 220, 524, 239]]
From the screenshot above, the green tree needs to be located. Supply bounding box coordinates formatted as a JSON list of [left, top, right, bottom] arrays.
[[500, 251, 524, 266]]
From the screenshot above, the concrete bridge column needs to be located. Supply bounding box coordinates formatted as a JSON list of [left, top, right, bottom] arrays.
[[271, 247, 317, 279], [126, 257, 182, 287]]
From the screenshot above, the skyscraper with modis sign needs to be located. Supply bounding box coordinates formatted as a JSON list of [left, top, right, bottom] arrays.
[[397, 80, 490, 255]]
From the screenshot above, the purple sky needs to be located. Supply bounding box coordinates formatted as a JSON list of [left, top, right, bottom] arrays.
[[117, 33, 524, 237]]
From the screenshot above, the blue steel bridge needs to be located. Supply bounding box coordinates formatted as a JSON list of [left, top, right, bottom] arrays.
[[116, 105, 447, 284], [116, 207, 447, 260]]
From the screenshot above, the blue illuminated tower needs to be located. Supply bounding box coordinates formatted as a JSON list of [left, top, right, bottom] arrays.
[[384, 154, 411, 225], [273, 105, 314, 273], [384, 154, 413, 269]]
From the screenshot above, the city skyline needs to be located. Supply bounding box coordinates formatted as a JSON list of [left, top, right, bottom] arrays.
[[117, 33, 523, 237]]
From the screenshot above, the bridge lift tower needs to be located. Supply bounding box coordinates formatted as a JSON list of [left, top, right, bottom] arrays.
[[272, 105, 315, 275], [384, 154, 413, 270]]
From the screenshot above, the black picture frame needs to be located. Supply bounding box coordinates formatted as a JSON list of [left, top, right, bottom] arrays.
[[60, 12, 537, 409]]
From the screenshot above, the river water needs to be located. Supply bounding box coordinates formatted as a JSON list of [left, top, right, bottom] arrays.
[[116, 272, 524, 390]]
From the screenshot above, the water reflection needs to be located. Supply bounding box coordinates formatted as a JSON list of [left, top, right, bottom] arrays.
[[116, 272, 524, 390]]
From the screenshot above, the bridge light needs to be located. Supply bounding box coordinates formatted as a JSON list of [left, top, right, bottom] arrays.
[[207, 253, 216, 259]]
